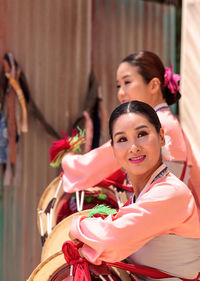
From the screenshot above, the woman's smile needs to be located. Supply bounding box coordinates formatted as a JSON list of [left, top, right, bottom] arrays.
[[129, 155, 146, 164], [112, 112, 165, 181]]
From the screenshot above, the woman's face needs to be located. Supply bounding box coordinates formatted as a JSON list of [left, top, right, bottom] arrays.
[[116, 62, 153, 106], [112, 112, 165, 178]]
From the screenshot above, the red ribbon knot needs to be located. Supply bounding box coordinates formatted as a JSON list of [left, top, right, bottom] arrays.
[[62, 240, 91, 281]]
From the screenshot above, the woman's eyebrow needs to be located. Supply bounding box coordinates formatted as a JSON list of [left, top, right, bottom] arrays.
[[114, 125, 148, 137], [135, 125, 148, 130], [114, 131, 125, 137], [116, 74, 131, 83]]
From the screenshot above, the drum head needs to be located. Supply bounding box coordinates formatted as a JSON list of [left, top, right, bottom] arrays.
[[28, 251, 132, 281], [55, 186, 118, 225]]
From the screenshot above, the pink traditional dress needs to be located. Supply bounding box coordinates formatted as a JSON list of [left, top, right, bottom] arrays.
[[61, 103, 200, 213], [70, 164, 200, 280], [155, 103, 200, 212]]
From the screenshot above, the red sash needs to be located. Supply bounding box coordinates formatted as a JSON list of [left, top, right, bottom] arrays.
[[62, 241, 200, 281]]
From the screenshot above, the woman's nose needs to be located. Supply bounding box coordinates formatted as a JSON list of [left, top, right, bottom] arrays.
[[118, 85, 125, 96], [129, 142, 140, 153]]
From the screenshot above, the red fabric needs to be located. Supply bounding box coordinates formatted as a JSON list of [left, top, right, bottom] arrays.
[[180, 161, 187, 182], [62, 241, 91, 281], [62, 240, 200, 281], [49, 131, 72, 163], [96, 169, 133, 192], [49, 129, 84, 163]]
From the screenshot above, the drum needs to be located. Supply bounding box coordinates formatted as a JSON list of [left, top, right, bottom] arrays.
[[41, 209, 91, 262], [27, 251, 132, 281], [37, 176, 65, 242], [37, 176, 119, 245]]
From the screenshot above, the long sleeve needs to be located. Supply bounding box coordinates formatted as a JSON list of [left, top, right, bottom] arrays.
[[158, 109, 200, 215], [61, 141, 120, 192], [157, 109, 190, 163], [70, 175, 200, 264]]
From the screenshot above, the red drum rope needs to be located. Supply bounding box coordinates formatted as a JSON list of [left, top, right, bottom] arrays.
[[62, 241, 91, 281], [62, 241, 200, 281]]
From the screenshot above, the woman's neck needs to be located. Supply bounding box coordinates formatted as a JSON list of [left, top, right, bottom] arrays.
[[129, 162, 163, 199], [129, 173, 151, 199], [150, 91, 166, 109]]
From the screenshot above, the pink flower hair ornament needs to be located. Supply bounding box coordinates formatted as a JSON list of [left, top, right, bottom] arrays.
[[164, 63, 180, 94], [49, 128, 85, 167]]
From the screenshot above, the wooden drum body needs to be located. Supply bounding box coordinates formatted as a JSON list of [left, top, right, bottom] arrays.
[[37, 176, 119, 244], [28, 250, 132, 281]]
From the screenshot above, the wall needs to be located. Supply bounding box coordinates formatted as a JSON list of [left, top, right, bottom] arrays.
[[0, 1, 176, 280], [180, 0, 200, 162]]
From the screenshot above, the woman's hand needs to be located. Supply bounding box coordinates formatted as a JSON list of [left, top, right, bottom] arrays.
[[69, 231, 84, 257], [85, 186, 102, 197], [69, 231, 78, 242], [62, 151, 74, 160]]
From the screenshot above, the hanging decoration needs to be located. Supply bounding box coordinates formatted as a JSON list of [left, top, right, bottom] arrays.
[[0, 52, 60, 185], [72, 70, 106, 153]]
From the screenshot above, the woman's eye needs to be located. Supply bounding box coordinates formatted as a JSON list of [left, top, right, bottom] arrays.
[[117, 136, 127, 143], [116, 81, 131, 89], [138, 131, 148, 138]]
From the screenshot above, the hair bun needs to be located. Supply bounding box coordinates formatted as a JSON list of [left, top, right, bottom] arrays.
[[163, 87, 181, 105]]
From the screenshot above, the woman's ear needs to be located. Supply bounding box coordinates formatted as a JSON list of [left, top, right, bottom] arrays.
[[159, 128, 165, 147], [149, 78, 161, 93]]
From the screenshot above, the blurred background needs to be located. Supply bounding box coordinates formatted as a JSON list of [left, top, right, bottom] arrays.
[[0, 0, 199, 280]]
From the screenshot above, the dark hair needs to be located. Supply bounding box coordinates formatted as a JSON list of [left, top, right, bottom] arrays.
[[121, 51, 181, 106], [109, 100, 162, 144]]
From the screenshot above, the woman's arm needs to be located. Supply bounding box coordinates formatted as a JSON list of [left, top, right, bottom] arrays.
[[70, 178, 199, 264], [61, 141, 120, 192]]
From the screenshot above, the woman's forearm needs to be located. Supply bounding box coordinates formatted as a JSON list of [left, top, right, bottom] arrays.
[[61, 141, 120, 192]]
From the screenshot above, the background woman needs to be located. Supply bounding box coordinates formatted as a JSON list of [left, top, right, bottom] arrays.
[[70, 101, 200, 280], [61, 51, 200, 212]]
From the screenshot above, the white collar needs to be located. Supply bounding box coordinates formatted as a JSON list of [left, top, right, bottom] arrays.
[[154, 103, 169, 112]]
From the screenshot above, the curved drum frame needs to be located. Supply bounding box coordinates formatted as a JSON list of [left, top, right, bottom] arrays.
[[27, 250, 132, 281], [27, 251, 67, 281], [37, 176, 65, 244], [41, 209, 91, 262]]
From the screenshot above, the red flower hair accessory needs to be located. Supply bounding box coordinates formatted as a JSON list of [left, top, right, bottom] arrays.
[[49, 128, 85, 167], [164, 63, 180, 94]]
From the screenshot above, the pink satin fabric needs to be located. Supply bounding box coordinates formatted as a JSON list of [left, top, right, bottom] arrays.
[[157, 108, 200, 214], [70, 173, 200, 265], [61, 107, 200, 216], [62, 141, 120, 192]]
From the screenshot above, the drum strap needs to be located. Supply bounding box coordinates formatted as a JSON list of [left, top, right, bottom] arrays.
[[62, 241, 200, 281], [179, 129, 188, 182]]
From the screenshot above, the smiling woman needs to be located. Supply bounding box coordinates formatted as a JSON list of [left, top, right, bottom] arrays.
[[69, 101, 200, 280], [109, 101, 165, 199]]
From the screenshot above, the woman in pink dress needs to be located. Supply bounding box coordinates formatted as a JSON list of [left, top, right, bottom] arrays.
[[61, 51, 200, 212], [70, 101, 200, 280]]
